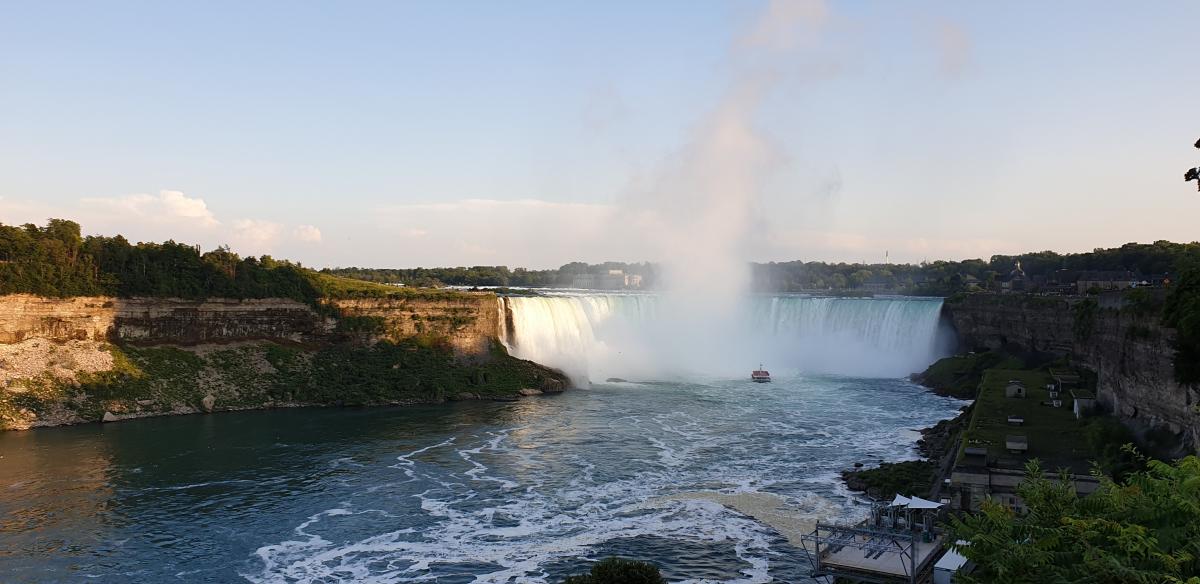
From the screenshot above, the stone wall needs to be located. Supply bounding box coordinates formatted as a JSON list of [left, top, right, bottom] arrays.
[[945, 294, 1200, 454]]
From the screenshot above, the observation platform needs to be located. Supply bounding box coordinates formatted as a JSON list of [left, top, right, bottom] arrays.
[[801, 496, 948, 583]]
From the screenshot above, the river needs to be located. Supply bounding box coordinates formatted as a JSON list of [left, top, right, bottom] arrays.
[[0, 374, 964, 583]]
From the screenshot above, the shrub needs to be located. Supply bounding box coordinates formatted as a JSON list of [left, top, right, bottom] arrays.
[[562, 557, 665, 584]]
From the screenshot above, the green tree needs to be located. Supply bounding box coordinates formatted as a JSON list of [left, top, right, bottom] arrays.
[[1163, 263, 1200, 383], [949, 456, 1200, 584], [562, 557, 665, 584]]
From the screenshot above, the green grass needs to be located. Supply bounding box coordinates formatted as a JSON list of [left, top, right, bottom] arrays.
[[960, 369, 1094, 473], [843, 460, 937, 499], [308, 272, 480, 302], [916, 351, 1024, 399]]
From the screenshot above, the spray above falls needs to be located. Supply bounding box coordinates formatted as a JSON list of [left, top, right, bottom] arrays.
[[501, 293, 950, 384]]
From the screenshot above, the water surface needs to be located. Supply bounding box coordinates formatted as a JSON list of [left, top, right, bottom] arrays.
[[0, 375, 963, 583]]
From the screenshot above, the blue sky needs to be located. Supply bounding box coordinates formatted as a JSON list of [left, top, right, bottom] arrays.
[[2, 1, 1198, 268]]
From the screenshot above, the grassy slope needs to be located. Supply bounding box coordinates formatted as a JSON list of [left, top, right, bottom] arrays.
[[961, 369, 1093, 472], [914, 351, 1024, 399]]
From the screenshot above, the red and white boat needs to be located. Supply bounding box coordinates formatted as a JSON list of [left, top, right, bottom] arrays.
[[751, 364, 771, 383]]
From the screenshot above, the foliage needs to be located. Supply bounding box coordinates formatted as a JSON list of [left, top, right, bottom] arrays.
[[1123, 287, 1163, 316], [842, 460, 936, 499], [949, 456, 1200, 584], [961, 369, 1095, 472], [1078, 416, 1144, 481], [1073, 298, 1099, 342], [915, 350, 1025, 399], [0, 219, 473, 307], [325, 262, 660, 289], [1, 339, 567, 429], [561, 557, 665, 584], [6, 219, 1198, 300], [1163, 263, 1200, 383]]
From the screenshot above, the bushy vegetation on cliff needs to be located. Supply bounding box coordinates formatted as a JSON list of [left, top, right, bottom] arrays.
[[949, 456, 1200, 584], [0, 219, 472, 304], [0, 338, 566, 430], [326, 262, 661, 289], [1163, 263, 1200, 383]]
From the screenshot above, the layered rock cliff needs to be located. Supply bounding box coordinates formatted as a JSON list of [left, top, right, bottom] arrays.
[[0, 293, 505, 351], [0, 293, 566, 431], [945, 294, 1199, 454]]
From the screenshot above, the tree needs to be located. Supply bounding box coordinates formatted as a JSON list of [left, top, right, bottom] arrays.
[[1163, 262, 1200, 383], [949, 456, 1200, 584], [562, 557, 665, 584]]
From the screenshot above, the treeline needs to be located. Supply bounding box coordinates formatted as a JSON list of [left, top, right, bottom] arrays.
[[754, 241, 1200, 294], [0, 219, 476, 304], [0, 219, 319, 301], [327, 241, 1200, 295], [324, 261, 661, 289]]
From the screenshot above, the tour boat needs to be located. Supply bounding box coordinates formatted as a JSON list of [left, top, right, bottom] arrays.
[[751, 365, 771, 383]]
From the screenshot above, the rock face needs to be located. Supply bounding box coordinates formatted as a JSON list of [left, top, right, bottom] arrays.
[[0, 292, 571, 431], [945, 294, 1200, 454], [330, 296, 502, 355], [0, 293, 503, 355]]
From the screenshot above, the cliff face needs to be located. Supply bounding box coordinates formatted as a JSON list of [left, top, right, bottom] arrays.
[[945, 294, 1200, 454], [0, 293, 502, 352], [0, 293, 567, 431], [330, 296, 502, 355]]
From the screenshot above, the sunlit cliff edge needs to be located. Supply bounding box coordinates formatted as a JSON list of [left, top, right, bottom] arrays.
[[0, 292, 568, 430]]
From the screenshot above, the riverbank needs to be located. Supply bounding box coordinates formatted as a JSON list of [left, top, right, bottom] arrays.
[[0, 337, 568, 431], [840, 401, 972, 500]]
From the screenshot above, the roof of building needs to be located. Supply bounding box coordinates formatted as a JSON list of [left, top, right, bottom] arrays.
[[935, 544, 972, 572]]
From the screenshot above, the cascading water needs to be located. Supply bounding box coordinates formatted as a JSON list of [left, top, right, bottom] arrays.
[[503, 294, 951, 383]]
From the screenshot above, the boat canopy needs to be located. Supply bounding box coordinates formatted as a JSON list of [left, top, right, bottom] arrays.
[[888, 494, 911, 507]]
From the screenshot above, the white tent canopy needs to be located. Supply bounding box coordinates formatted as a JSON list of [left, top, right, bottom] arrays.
[[885, 494, 943, 510], [907, 496, 943, 510]]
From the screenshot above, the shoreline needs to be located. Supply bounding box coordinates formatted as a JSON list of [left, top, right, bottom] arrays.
[[840, 371, 973, 500], [2, 388, 568, 432]]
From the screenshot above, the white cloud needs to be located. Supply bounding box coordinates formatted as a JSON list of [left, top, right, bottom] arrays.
[[232, 218, 283, 248], [81, 189, 218, 227], [292, 224, 322, 243]]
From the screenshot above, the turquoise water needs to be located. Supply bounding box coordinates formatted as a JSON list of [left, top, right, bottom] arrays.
[[0, 375, 963, 583]]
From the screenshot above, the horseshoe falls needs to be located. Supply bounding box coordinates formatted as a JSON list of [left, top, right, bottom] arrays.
[[503, 294, 952, 383]]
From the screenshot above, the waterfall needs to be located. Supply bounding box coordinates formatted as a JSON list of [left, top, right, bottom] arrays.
[[503, 294, 950, 384]]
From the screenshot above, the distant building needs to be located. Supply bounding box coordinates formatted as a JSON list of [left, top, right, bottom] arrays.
[[1004, 381, 1026, 398], [1001, 261, 1027, 293], [571, 270, 641, 290], [1075, 270, 1139, 295]]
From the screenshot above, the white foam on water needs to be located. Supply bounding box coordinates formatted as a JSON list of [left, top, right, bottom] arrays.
[[244, 375, 967, 583]]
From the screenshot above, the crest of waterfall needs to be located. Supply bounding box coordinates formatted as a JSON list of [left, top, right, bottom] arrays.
[[503, 294, 951, 384]]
